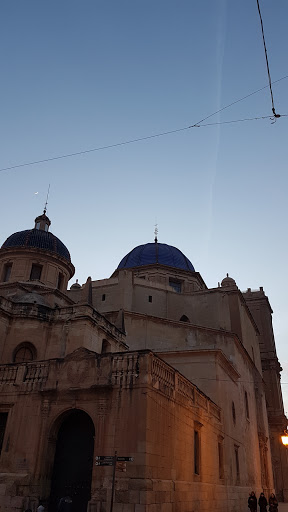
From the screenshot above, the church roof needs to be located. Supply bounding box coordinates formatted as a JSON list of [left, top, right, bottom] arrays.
[[1, 229, 71, 262], [117, 243, 195, 271]]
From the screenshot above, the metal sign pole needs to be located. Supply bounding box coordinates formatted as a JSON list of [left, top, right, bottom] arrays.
[[109, 451, 117, 512]]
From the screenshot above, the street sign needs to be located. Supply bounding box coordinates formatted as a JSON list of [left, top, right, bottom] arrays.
[[95, 455, 134, 468], [95, 455, 134, 463]]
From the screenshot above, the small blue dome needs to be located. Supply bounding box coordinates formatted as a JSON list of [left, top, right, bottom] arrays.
[[1, 229, 71, 262], [117, 243, 195, 271]]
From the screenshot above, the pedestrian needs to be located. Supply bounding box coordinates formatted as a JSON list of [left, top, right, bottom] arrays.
[[269, 493, 278, 512], [37, 500, 45, 512], [259, 493, 268, 512], [58, 496, 72, 512], [248, 491, 257, 512]]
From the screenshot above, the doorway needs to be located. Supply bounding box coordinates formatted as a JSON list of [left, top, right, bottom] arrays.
[[49, 410, 95, 512]]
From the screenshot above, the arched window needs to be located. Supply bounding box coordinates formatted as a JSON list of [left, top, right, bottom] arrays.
[[13, 343, 36, 363], [180, 315, 190, 322], [101, 339, 111, 354]]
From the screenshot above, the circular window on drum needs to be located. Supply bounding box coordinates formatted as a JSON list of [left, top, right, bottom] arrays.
[[13, 343, 36, 363]]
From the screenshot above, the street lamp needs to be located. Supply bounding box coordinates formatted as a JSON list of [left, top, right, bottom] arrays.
[[281, 433, 288, 446]]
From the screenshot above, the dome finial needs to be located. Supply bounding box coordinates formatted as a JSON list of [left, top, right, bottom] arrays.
[[154, 223, 158, 243]]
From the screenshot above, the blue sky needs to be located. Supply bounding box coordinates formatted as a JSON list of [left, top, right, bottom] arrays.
[[1, 1, 288, 411]]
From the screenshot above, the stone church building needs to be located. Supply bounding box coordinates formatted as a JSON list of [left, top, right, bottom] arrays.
[[0, 212, 287, 512]]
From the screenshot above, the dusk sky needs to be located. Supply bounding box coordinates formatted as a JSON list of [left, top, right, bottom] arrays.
[[1, 1, 288, 411]]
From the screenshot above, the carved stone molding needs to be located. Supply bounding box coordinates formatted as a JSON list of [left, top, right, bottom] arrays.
[[41, 399, 50, 417]]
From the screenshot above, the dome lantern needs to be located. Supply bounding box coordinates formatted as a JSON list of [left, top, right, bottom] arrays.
[[221, 273, 237, 288], [34, 210, 51, 232]]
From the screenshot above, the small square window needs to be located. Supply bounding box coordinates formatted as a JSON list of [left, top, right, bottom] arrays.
[[169, 279, 182, 293]]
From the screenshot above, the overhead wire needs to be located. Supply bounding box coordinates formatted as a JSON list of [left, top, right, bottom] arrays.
[[194, 114, 287, 127], [0, 74, 287, 174]]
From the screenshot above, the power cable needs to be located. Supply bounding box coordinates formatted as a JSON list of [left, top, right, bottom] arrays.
[[194, 114, 287, 127], [0, 74, 287, 174], [256, 0, 280, 118]]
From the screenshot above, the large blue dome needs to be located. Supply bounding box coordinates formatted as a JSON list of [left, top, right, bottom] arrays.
[[1, 229, 71, 262], [117, 243, 195, 271]]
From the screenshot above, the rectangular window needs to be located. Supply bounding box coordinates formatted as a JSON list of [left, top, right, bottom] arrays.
[[235, 446, 240, 480], [218, 442, 224, 479], [57, 272, 64, 290], [2, 263, 12, 283], [194, 430, 200, 475], [245, 392, 250, 419], [0, 413, 8, 454], [148, 295, 152, 303], [30, 264, 42, 281], [169, 279, 182, 293], [102, 294, 106, 301]]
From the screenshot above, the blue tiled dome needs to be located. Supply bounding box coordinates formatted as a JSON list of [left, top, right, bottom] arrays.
[[1, 229, 71, 262], [117, 243, 195, 271]]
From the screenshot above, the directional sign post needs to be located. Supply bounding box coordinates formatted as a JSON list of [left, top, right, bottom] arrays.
[[95, 452, 134, 512], [110, 451, 117, 512]]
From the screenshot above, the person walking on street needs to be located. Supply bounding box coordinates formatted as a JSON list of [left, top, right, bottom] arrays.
[[259, 492, 268, 512], [269, 493, 278, 512], [58, 496, 73, 512], [37, 500, 45, 512], [248, 491, 257, 512]]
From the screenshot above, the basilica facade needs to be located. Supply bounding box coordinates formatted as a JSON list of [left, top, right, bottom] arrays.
[[0, 212, 287, 512]]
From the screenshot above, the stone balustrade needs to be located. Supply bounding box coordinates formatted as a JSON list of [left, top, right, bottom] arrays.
[[0, 351, 222, 421]]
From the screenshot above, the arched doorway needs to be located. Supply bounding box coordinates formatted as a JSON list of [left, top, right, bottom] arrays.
[[49, 410, 95, 512]]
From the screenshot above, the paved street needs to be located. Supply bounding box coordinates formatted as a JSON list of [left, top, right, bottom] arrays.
[[278, 504, 288, 512]]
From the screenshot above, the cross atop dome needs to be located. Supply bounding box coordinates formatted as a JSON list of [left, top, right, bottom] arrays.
[[154, 223, 158, 243]]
